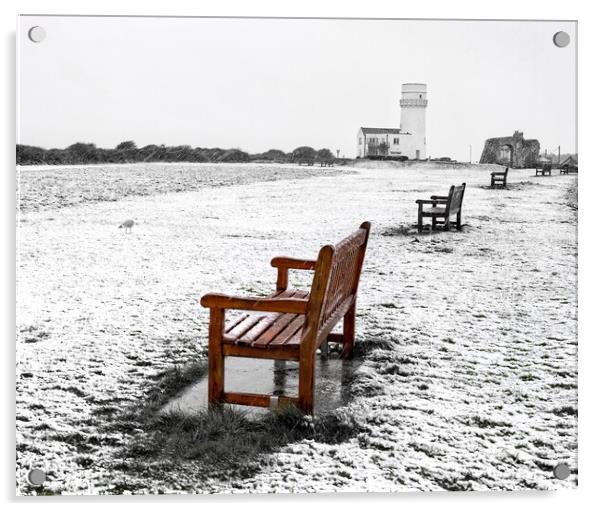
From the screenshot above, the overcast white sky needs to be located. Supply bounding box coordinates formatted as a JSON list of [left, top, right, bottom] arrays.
[[17, 16, 576, 160]]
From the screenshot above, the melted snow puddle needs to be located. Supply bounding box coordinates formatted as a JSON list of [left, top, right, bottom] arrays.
[[161, 356, 362, 418]]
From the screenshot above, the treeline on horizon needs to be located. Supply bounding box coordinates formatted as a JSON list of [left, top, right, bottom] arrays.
[[16, 141, 337, 166]]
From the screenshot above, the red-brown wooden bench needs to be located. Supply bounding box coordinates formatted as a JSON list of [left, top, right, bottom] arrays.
[[416, 183, 466, 233], [200, 222, 371, 414]]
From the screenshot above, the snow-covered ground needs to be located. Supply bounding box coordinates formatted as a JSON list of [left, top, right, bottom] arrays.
[[16, 162, 577, 494]]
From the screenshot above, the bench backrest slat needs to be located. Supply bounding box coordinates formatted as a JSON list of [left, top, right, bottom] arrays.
[[303, 222, 370, 349], [447, 183, 466, 215]]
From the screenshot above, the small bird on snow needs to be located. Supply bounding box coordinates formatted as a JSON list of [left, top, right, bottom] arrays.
[[118, 219, 135, 233]]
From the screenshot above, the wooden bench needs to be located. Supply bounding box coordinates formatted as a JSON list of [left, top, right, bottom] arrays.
[[319, 160, 334, 167], [416, 183, 466, 233], [560, 164, 578, 175], [535, 163, 552, 176], [200, 222, 371, 414], [490, 167, 509, 188]]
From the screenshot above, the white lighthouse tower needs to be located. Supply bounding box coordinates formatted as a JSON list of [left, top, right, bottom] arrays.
[[400, 83, 427, 159]]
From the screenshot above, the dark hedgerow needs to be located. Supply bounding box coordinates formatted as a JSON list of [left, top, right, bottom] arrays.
[[16, 142, 252, 165], [17, 142, 337, 166]]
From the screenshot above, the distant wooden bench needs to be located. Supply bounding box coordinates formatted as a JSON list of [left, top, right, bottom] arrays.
[[297, 159, 315, 166], [560, 164, 578, 175], [535, 163, 552, 176], [319, 160, 334, 167], [490, 167, 509, 188], [200, 222, 371, 414], [416, 183, 466, 233]]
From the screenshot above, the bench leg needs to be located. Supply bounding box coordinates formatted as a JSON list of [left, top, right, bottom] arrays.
[[341, 303, 356, 359], [431, 216, 436, 231], [208, 308, 225, 406], [417, 211, 423, 233], [456, 211, 462, 230], [298, 349, 315, 415], [319, 339, 329, 359], [273, 359, 287, 391]]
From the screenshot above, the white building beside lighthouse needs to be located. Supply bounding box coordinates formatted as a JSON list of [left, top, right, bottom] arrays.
[[357, 83, 427, 159]]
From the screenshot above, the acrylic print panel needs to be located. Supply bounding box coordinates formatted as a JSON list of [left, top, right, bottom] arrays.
[[16, 15, 577, 495]]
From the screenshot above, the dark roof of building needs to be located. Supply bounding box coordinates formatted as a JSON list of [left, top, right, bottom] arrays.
[[560, 155, 578, 166], [360, 127, 403, 135]]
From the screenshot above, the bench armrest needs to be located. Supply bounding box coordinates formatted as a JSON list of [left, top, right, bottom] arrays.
[[491, 172, 506, 176], [429, 195, 449, 201], [271, 257, 316, 270], [271, 257, 316, 291], [416, 199, 442, 205], [201, 293, 308, 314]]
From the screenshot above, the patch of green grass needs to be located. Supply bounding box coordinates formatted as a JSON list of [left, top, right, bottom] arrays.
[[377, 364, 411, 377], [368, 349, 414, 365], [532, 438, 553, 448], [20, 325, 51, 344], [409, 441, 442, 459], [104, 361, 364, 480], [553, 405, 577, 417], [470, 415, 513, 429], [102, 482, 149, 495], [124, 405, 362, 471], [551, 382, 577, 390], [379, 303, 401, 309], [520, 373, 539, 382], [381, 224, 414, 237], [74, 455, 95, 468], [33, 487, 62, 496], [353, 334, 400, 358], [350, 373, 386, 398]]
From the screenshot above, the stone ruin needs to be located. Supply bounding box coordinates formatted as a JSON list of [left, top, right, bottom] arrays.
[[480, 131, 540, 168]]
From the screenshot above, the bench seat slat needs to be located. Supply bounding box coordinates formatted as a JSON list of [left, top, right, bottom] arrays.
[[250, 313, 298, 347], [421, 207, 447, 215], [222, 289, 309, 349], [238, 313, 281, 343], [250, 290, 309, 347], [223, 314, 263, 342], [222, 288, 297, 338], [266, 315, 306, 347], [224, 313, 249, 334]]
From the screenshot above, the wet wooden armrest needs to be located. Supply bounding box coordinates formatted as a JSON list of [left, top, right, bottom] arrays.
[[270, 257, 317, 270], [200, 293, 308, 313]]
